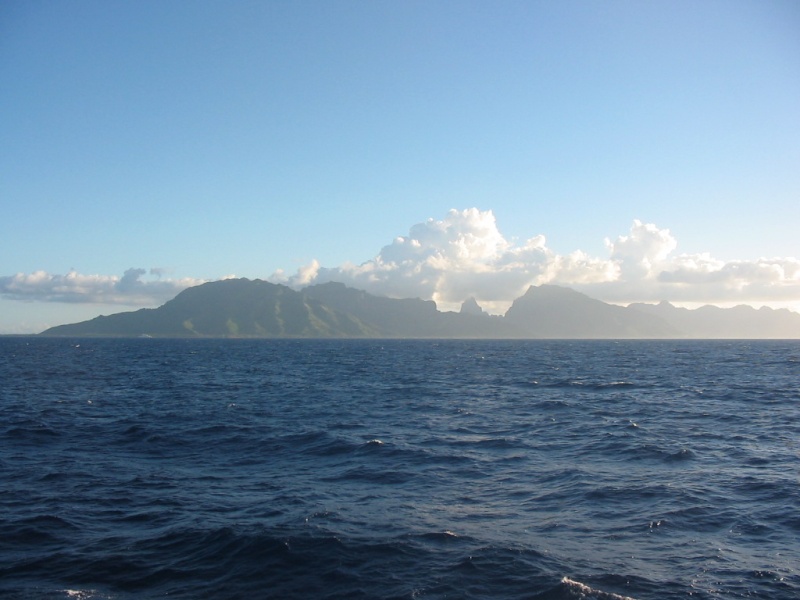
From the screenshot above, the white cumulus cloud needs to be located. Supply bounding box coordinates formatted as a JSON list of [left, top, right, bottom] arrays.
[[4, 210, 798, 313], [274, 208, 800, 312], [605, 219, 678, 280]]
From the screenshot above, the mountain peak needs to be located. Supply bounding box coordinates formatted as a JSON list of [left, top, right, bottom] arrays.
[[460, 297, 486, 316], [38, 280, 800, 339], [505, 284, 674, 338]]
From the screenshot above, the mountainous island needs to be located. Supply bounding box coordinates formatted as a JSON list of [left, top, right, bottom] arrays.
[[39, 278, 800, 339]]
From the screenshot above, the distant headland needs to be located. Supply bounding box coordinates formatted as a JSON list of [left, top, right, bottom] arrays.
[[39, 279, 800, 339]]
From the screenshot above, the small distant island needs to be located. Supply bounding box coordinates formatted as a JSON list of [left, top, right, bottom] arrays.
[[39, 279, 800, 339]]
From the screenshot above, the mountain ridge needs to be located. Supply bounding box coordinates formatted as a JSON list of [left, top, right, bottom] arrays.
[[39, 278, 800, 339]]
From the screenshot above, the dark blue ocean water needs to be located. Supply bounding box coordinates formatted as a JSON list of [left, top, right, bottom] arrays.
[[1, 338, 798, 600]]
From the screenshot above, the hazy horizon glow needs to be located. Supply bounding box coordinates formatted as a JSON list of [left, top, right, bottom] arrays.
[[2, 1, 798, 332]]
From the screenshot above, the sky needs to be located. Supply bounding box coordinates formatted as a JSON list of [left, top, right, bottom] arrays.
[[1, 0, 799, 333]]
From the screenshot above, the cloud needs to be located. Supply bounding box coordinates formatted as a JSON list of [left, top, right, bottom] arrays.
[[4, 210, 798, 313], [0, 268, 205, 305], [274, 208, 800, 311], [272, 208, 541, 308], [605, 219, 677, 280], [149, 267, 174, 278]]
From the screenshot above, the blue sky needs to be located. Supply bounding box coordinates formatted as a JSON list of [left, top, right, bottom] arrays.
[[2, 0, 799, 333]]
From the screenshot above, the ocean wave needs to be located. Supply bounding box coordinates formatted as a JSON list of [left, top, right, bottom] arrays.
[[2, 338, 799, 599], [538, 577, 639, 600]]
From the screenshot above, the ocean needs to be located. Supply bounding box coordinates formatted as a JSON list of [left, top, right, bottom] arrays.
[[1, 338, 798, 599]]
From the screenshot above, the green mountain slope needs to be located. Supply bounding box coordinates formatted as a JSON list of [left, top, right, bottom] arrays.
[[42, 279, 379, 337], [302, 282, 508, 338], [39, 279, 800, 339]]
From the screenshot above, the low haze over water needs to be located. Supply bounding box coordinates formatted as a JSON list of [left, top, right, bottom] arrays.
[[1, 338, 798, 599]]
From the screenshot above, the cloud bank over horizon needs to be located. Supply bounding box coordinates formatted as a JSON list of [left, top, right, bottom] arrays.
[[3, 209, 799, 314], [271, 208, 800, 312], [0, 268, 206, 306]]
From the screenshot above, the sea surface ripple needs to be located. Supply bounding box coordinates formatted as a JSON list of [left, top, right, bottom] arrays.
[[1, 338, 798, 599]]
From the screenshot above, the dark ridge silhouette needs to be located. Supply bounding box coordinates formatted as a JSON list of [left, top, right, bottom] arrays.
[[42, 279, 379, 338], [460, 297, 486, 316], [302, 282, 507, 338], [39, 278, 800, 338], [628, 300, 800, 339], [504, 285, 677, 338]]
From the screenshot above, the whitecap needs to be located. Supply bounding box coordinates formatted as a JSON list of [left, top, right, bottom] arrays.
[[561, 577, 638, 600], [62, 590, 112, 600]]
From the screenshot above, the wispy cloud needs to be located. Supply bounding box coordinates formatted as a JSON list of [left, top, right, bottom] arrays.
[[272, 208, 800, 311], [0, 268, 205, 305]]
